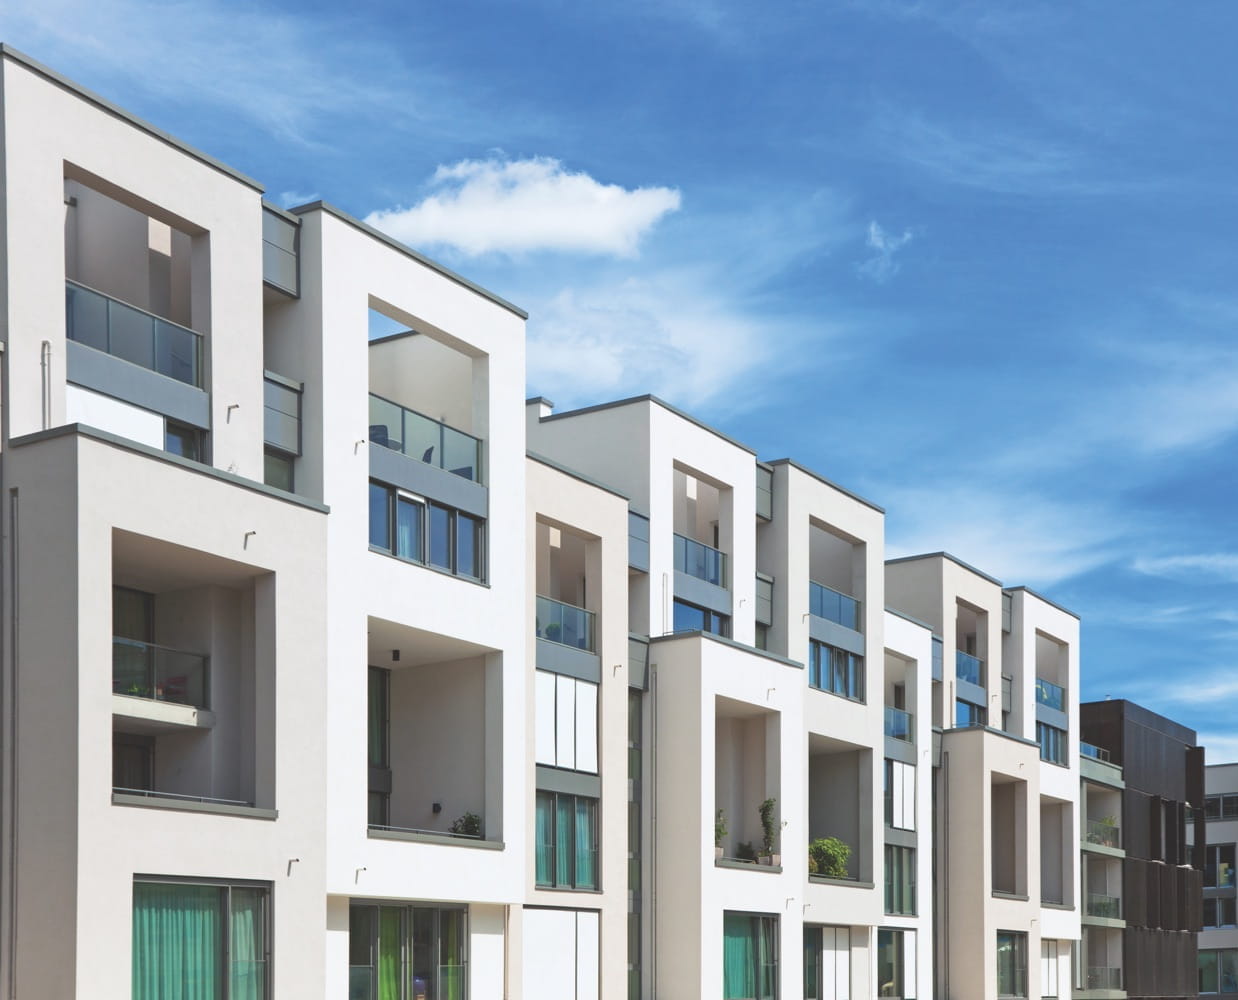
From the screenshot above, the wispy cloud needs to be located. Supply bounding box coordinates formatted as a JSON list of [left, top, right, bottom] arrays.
[[1133, 553, 1238, 582], [858, 220, 915, 281], [365, 157, 680, 257], [0, 0, 420, 143], [278, 191, 319, 209]]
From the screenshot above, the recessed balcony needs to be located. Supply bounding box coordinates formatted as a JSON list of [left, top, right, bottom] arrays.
[[808, 581, 860, 631], [1036, 677, 1066, 712], [112, 637, 207, 708], [674, 533, 727, 587], [535, 595, 595, 653], [884, 706, 914, 743], [66, 279, 202, 387], [368, 392, 483, 484], [1086, 891, 1121, 919], [955, 649, 982, 686]]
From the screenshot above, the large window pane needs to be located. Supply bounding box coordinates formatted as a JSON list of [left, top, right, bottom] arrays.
[[536, 792, 554, 886], [877, 928, 904, 998], [556, 794, 574, 887], [575, 797, 598, 889], [429, 504, 452, 570], [132, 882, 225, 1000], [369, 483, 391, 550], [997, 931, 1027, 998], [1201, 951, 1220, 994], [439, 909, 467, 1000], [395, 496, 424, 562], [229, 888, 267, 1000], [349, 907, 376, 1000], [673, 600, 705, 633], [803, 927, 821, 1000], [456, 514, 482, 580], [724, 913, 777, 1000]]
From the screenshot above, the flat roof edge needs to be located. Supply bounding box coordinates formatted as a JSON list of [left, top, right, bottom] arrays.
[[1004, 585, 1080, 621], [764, 458, 885, 514], [886, 551, 1003, 587], [292, 201, 528, 320], [884, 606, 936, 634], [527, 451, 629, 502], [0, 44, 265, 194], [648, 630, 804, 669], [539, 394, 757, 456]]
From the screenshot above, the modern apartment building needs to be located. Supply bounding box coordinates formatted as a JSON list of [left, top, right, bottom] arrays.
[[1199, 762, 1238, 998], [0, 43, 1098, 999], [1080, 700, 1205, 1000]]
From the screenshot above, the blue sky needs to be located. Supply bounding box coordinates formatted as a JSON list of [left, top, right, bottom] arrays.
[[7, 1, 1238, 755]]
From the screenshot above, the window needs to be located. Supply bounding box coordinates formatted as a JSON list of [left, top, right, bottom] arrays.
[[1200, 949, 1238, 994], [132, 879, 268, 1000], [534, 671, 599, 774], [536, 791, 599, 890], [1204, 898, 1237, 928], [263, 449, 294, 492], [723, 912, 778, 1000], [884, 845, 916, 915], [955, 699, 986, 728], [877, 928, 915, 999], [1041, 941, 1059, 998], [369, 481, 485, 581], [1037, 723, 1067, 765], [523, 909, 599, 1000], [996, 931, 1028, 998], [884, 760, 916, 831], [808, 641, 864, 702], [349, 903, 466, 1000], [804, 926, 849, 1000], [1206, 795, 1238, 821], [165, 420, 203, 461], [672, 599, 730, 637], [367, 666, 391, 827], [755, 624, 769, 651], [1206, 844, 1237, 888]]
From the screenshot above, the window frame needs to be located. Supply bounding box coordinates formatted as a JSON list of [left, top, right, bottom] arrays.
[[808, 640, 865, 703], [672, 598, 730, 638], [535, 790, 600, 891], [1036, 722, 1067, 766], [884, 844, 916, 916], [369, 480, 486, 582], [1206, 844, 1237, 889], [996, 930, 1028, 999], [132, 876, 271, 1000], [723, 911, 779, 1000], [348, 901, 468, 1000]]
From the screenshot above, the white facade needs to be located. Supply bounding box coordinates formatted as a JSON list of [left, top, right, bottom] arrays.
[[0, 44, 1090, 1000]]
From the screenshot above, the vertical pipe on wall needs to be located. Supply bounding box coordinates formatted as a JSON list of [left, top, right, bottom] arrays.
[[39, 342, 50, 430]]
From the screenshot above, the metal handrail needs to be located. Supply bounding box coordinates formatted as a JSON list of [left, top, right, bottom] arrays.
[[113, 787, 252, 807]]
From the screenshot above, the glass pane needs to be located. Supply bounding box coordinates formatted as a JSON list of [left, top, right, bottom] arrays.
[[1221, 951, 1238, 992], [877, 929, 902, 997], [442, 425, 479, 482], [1201, 952, 1219, 994], [369, 483, 391, 550], [109, 298, 155, 370], [263, 452, 294, 492], [803, 927, 821, 1000], [556, 795, 574, 886], [673, 600, 705, 633], [723, 914, 755, 1000], [66, 282, 109, 351], [396, 498, 424, 562], [439, 910, 466, 1000], [155, 319, 198, 385], [575, 798, 598, 889], [132, 882, 223, 1000], [379, 907, 404, 1000], [456, 514, 480, 579], [368, 396, 403, 452], [535, 792, 554, 886], [113, 638, 152, 696], [412, 908, 434, 1000], [165, 423, 202, 461], [429, 505, 452, 570], [230, 888, 267, 1000], [153, 644, 207, 708], [368, 667, 389, 768], [404, 409, 441, 468]]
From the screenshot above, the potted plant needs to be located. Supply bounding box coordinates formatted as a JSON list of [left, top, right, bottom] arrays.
[[758, 798, 780, 865], [808, 837, 851, 879], [449, 812, 482, 838], [736, 841, 758, 863], [715, 809, 727, 859]]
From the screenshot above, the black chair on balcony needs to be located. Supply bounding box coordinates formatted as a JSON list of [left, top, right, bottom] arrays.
[[370, 425, 390, 448], [421, 446, 435, 464]]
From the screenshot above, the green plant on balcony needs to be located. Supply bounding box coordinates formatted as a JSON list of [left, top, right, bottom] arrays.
[[758, 797, 779, 863], [449, 812, 482, 838], [736, 841, 758, 862], [808, 837, 851, 879], [715, 810, 728, 850], [544, 623, 561, 642]]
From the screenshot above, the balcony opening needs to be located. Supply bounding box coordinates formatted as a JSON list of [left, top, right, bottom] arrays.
[[991, 774, 1027, 897], [883, 653, 915, 744], [715, 697, 779, 864], [1082, 781, 1122, 849], [368, 303, 487, 485], [808, 522, 863, 631], [110, 530, 272, 811], [1040, 797, 1072, 906], [366, 617, 501, 843], [535, 522, 597, 652], [954, 602, 986, 689], [672, 468, 728, 588], [1034, 631, 1068, 713], [1080, 926, 1122, 991], [807, 734, 871, 882], [1083, 853, 1122, 920], [64, 175, 205, 387]]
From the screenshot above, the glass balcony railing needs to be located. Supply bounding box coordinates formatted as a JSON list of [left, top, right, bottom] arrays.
[[808, 581, 860, 630], [1035, 677, 1066, 711], [884, 706, 914, 743], [1086, 892, 1121, 919], [536, 595, 596, 653], [112, 637, 208, 709], [955, 649, 982, 686], [66, 280, 202, 387], [1085, 819, 1120, 849], [1080, 741, 1111, 763], [368, 393, 483, 484], [673, 533, 727, 587], [1087, 967, 1122, 991]]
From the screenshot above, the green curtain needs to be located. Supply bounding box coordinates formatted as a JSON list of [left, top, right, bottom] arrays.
[[439, 909, 465, 1000], [229, 888, 266, 1000], [132, 882, 222, 1000], [575, 798, 597, 889], [535, 792, 554, 885], [556, 795, 573, 886], [378, 907, 402, 1000], [723, 914, 755, 1000], [368, 669, 388, 768], [803, 927, 821, 1000], [757, 918, 778, 1000]]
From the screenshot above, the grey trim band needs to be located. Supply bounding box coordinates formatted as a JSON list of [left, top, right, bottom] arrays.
[[535, 766, 601, 799], [885, 736, 917, 764], [884, 827, 917, 849], [673, 572, 733, 616], [535, 640, 601, 683], [112, 793, 276, 820], [67, 340, 210, 429], [808, 616, 866, 657], [367, 828, 505, 850], [369, 443, 488, 518]]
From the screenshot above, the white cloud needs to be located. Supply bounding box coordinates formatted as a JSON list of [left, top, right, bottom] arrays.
[[364, 157, 681, 257], [858, 220, 915, 281], [278, 191, 319, 209], [1132, 553, 1238, 582], [1198, 731, 1238, 765]]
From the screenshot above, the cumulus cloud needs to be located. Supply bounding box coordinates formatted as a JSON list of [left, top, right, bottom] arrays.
[[858, 220, 915, 281], [364, 157, 681, 257]]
